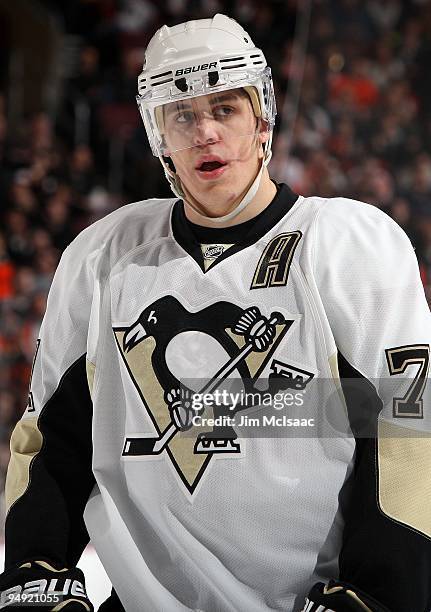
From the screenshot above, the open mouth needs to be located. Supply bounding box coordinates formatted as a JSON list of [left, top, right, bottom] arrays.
[[197, 160, 227, 172]]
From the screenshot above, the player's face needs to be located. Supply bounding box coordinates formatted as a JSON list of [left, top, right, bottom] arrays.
[[163, 89, 269, 213]]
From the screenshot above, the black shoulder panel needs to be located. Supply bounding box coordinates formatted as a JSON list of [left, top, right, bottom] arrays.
[[5, 354, 95, 569]]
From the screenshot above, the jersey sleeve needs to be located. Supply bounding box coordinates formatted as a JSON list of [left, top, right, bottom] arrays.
[[313, 198, 431, 611], [4, 234, 97, 570]]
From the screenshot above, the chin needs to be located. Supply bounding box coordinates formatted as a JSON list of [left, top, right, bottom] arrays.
[[189, 174, 250, 201], [197, 184, 241, 206]]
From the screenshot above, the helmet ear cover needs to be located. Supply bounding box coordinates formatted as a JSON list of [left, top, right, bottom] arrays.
[[243, 86, 261, 118], [155, 105, 165, 134]]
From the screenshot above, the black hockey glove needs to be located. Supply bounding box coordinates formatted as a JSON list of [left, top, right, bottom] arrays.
[[302, 581, 390, 612], [0, 560, 94, 610], [98, 588, 125, 611]]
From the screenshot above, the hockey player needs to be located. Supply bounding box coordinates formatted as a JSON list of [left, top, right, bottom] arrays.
[[1, 13, 431, 612]]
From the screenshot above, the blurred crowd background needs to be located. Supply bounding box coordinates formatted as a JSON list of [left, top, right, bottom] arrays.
[[1, 0, 431, 520]]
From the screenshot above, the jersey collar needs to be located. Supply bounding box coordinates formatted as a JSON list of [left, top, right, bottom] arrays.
[[171, 182, 299, 272]]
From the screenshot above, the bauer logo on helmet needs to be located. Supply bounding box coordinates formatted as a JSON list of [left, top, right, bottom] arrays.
[[175, 63, 218, 76]]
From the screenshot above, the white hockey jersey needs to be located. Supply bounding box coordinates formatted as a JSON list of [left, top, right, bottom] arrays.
[[5, 184, 431, 611]]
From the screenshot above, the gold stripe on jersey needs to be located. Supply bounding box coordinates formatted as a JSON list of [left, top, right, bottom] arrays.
[[378, 419, 431, 538], [329, 353, 340, 381], [86, 360, 96, 397], [5, 417, 43, 514]]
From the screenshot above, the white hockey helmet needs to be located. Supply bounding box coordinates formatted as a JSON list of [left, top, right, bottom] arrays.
[[137, 14, 277, 220]]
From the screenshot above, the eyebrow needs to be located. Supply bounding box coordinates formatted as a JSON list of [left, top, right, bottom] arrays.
[[164, 93, 242, 117]]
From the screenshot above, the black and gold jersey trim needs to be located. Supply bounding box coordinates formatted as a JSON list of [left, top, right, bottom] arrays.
[[337, 352, 431, 611]]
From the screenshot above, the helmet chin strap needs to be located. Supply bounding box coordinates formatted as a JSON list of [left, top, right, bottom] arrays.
[[159, 132, 273, 224]]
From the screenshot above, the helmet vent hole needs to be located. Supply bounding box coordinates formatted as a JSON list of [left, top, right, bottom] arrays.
[[208, 71, 219, 86], [220, 56, 247, 70], [150, 71, 172, 80], [174, 77, 188, 92], [220, 57, 245, 63], [150, 71, 173, 86], [221, 64, 247, 70], [152, 78, 173, 86]]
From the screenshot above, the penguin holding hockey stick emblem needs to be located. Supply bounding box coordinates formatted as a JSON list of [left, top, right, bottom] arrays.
[[115, 296, 291, 459]]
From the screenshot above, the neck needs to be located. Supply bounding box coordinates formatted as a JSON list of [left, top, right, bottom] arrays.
[[183, 167, 277, 228]]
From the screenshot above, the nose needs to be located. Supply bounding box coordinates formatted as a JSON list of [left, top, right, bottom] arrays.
[[192, 116, 221, 146]]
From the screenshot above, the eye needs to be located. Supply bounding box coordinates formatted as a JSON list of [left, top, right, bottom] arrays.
[[214, 106, 234, 118]]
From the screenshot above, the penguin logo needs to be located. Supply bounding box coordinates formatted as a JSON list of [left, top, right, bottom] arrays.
[[113, 296, 293, 494]]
